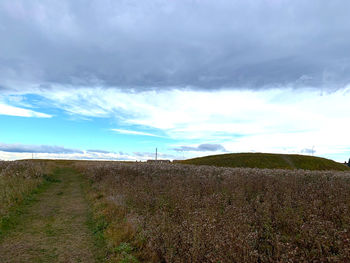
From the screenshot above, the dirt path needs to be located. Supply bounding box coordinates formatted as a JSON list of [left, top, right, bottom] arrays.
[[0, 167, 98, 263], [281, 155, 297, 169]]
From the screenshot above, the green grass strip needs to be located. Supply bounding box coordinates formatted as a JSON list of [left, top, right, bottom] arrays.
[[0, 171, 60, 240]]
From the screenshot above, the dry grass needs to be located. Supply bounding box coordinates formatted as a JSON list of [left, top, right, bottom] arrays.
[[78, 162, 350, 262], [0, 161, 47, 218]]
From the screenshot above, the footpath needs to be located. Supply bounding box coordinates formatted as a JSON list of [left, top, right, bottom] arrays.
[[0, 167, 99, 263]]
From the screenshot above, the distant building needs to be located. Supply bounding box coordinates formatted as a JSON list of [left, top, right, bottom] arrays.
[[146, 160, 171, 163]]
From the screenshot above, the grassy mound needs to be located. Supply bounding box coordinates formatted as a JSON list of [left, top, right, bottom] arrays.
[[179, 152, 349, 171]]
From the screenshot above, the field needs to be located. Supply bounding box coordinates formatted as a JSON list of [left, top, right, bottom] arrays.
[[78, 161, 350, 262], [179, 152, 350, 171], [1, 159, 350, 262]]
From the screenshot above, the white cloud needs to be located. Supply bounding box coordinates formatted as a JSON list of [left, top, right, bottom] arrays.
[[173, 143, 227, 152], [4, 85, 350, 161], [0, 150, 138, 161], [111, 129, 163, 137], [0, 103, 51, 118]]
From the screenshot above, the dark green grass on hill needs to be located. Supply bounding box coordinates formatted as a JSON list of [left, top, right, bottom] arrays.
[[180, 153, 350, 171]]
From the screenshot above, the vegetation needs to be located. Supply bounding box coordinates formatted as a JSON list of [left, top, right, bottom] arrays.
[[82, 164, 140, 262], [0, 164, 100, 262], [0, 161, 48, 219], [179, 152, 350, 171], [78, 161, 350, 262], [2, 159, 350, 262]]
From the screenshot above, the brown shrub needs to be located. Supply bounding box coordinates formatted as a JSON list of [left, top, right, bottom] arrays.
[[78, 162, 350, 262]]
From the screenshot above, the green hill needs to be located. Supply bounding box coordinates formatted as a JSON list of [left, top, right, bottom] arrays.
[[179, 153, 350, 171]]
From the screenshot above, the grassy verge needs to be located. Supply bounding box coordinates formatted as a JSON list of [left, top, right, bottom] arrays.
[[0, 176, 42, 216], [82, 175, 141, 263], [0, 170, 60, 240], [83, 176, 111, 263]]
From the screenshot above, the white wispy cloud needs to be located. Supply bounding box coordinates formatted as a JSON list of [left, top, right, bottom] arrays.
[[173, 143, 227, 152], [3, 85, 350, 161], [111, 129, 163, 137], [0, 149, 161, 161], [0, 103, 51, 118]]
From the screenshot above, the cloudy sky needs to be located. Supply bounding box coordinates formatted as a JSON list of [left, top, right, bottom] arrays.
[[1, 0, 350, 161]]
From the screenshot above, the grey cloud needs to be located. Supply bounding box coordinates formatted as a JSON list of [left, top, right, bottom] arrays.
[[301, 148, 316, 154], [1, 0, 350, 91], [133, 152, 149, 158], [173, 143, 226, 152], [0, 143, 83, 154]]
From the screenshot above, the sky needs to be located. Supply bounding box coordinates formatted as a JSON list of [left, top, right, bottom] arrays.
[[1, 0, 350, 162]]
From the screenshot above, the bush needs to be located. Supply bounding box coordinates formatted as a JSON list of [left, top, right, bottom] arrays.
[[78, 162, 350, 262]]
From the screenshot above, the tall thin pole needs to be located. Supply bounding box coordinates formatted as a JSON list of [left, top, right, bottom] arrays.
[[156, 148, 158, 160]]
